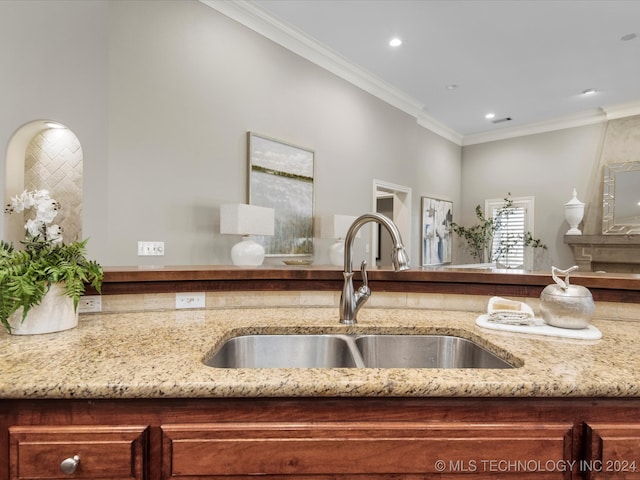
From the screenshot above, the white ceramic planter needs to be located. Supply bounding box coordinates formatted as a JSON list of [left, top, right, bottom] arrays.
[[8, 283, 78, 335]]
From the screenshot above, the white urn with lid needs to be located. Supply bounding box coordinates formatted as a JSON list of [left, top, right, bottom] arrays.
[[564, 188, 585, 235]]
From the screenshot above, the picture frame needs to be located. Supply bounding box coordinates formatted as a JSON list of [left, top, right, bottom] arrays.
[[247, 132, 315, 257], [421, 196, 453, 266], [602, 161, 640, 234]]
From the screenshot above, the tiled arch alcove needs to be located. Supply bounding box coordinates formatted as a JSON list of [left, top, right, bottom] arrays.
[[4, 120, 83, 244]]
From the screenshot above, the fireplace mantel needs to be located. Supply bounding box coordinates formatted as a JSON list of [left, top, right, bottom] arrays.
[[565, 234, 640, 273]]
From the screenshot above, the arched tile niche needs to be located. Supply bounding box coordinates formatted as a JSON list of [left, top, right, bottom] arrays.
[[4, 120, 83, 245]]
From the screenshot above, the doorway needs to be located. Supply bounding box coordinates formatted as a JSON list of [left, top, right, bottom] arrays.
[[372, 179, 412, 267]]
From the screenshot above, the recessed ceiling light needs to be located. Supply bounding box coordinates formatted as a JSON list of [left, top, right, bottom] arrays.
[[621, 33, 637, 41], [389, 37, 402, 47], [446, 84, 459, 90], [582, 88, 597, 96], [485, 113, 495, 120]]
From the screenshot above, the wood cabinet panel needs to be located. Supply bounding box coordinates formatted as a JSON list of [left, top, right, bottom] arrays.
[[9, 425, 148, 480], [162, 422, 573, 478], [4, 398, 640, 479], [585, 423, 640, 479], [97, 266, 640, 304]]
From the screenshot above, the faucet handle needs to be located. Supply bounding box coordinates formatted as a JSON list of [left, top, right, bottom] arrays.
[[360, 260, 368, 288], [356, 260, 371, 307]]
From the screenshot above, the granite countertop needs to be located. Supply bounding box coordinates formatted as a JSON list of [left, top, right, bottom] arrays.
[[0, 307, 638, 399]]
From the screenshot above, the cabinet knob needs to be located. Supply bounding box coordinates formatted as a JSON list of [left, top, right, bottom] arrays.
[[60, 455, 80, 474]]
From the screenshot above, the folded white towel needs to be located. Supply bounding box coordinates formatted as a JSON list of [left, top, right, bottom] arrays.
[[487, 296, 542, 326]]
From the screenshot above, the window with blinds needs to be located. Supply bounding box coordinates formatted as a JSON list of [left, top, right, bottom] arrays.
[[485, 197, 535, 269]]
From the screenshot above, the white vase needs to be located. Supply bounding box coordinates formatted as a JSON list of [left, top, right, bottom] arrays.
[[230, 236, 266, 266], [564, 188, 585, 235], [8, 283, 78, 335]]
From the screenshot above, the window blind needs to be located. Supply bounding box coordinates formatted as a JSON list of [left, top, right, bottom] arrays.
[[491, 206, 526, 267]]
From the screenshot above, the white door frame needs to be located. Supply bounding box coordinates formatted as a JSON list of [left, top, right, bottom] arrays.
[[372, 179, 412, 266]]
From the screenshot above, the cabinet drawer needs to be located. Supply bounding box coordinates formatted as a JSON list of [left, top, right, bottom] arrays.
[[162, 422, 573, 478], [586, 423, 640, 479], [9, 425, 147, 480]]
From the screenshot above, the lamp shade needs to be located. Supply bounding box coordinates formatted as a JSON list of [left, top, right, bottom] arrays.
[[320, 214, 358, 239], [220, 203, 274, 236]]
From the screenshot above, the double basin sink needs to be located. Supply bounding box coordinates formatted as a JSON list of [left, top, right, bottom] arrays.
[[204, 334, 515, 369]]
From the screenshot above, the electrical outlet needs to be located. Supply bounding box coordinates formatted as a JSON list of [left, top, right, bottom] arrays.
[[138, 241, 165, 256], [176, 292, 206, 309], [78, 295, 102, 313]]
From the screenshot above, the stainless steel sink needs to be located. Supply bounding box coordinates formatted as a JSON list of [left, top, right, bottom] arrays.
[[204, 334, 361, 368], [354, 335, 513, 368], [204, 333, 515, 369]]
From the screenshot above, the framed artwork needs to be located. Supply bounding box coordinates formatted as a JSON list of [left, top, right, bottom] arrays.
[[247, 132, 314, 256], [421, 196, 453, 266]]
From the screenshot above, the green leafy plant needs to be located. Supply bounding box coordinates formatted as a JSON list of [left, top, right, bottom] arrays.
[[451, 194, 547, 265], [1, 190, 103, 333]]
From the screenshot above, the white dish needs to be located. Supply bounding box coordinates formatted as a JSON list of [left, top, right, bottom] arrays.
[[476, 314, 602, 340], [283, 259, 313, 266]]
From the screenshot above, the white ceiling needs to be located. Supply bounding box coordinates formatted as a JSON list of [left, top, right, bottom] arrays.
[[208, 0, 640, 145]]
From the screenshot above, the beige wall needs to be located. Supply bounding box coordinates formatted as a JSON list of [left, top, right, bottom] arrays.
[[461, 115, 640, 269], [0, 0, 109, 257], [461, 123, 608, 269], [5, 1, 634, 270], [1, 0, 461, 267]]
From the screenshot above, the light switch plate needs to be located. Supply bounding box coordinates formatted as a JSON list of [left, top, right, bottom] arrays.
[[138, 241, 165, 256]]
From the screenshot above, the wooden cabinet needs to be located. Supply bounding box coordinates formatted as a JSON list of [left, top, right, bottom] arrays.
[[161, 421, 573, 478], [584, 423, 640, 479], [2, 398, 640, 480], [8, 425, 147, 480]]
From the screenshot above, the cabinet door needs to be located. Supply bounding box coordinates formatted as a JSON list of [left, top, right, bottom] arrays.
[[9, 425, 147, 480], [162, 422, 573, 478], [585, 423, 640, 479]]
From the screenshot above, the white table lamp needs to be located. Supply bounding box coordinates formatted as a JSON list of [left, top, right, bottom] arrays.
[[220, 204, 275, 266], [320, 214, 358, 266]]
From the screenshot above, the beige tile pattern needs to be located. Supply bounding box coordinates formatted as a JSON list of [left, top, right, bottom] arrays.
[[25, 128, 83, 241], [93, 291, 640, 322]]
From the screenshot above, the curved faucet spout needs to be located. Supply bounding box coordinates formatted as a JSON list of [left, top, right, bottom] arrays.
[[340, 213, 410, 324]]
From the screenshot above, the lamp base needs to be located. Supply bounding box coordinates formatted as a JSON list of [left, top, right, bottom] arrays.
[[231, 236, 265, 266]]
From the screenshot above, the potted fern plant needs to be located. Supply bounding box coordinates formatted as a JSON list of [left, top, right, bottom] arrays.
[[1, 190, 103, 334]]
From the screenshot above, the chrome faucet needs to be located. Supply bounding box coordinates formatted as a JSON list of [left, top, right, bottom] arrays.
[[340, 213, 410, 324]]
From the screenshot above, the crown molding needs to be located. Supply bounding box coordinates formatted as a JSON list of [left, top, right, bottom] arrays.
[[200, 0, 463, 145], [461, 109, 609, 146], [463, 101, 640, 146], [603, 100, 640, 120], [202, 0, 639, 148]]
